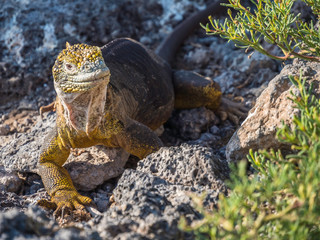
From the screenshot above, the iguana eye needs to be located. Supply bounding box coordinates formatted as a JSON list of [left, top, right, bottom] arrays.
[[65, 63, 76, 72], [84, 64, 90, 70]]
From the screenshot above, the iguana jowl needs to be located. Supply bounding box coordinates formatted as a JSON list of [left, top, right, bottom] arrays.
[[38, 1, 246, 215]]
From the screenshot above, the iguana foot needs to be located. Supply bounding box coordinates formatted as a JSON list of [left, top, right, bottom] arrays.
[[37, 189, 92, 219], [217, 97, 249, 125]]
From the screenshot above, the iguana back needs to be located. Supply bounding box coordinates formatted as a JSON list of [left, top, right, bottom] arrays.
[[101, 38, 174, 129]]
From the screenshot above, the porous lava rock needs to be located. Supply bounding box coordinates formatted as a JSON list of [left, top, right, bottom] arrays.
[[226, 60, 320, 162], [97, 144, 228, 239], [138, 143, 229, 187]]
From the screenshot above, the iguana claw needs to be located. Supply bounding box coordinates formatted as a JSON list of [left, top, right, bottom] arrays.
[[37, 189, 92, 219]]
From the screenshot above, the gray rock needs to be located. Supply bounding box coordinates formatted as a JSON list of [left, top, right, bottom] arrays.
[[0, 166, 22, 193], [248, 68, 279, 88], [216, 59, 277, 94], [0, 206, 55, 239], [167, 107, 218, 140], [91, 188, 112, 213], [139, 36, 152, 45], [210, 41, 279, 94], [1, 188, 51, 212], [210, 125, 220, 135], [209, 39, 238, 66], [187, 48, 212, 66], [53, 227, 100, 240], [231, 51, 277, 74], [211, 41, 277, 73], [24, 174, 44, 195], [0, 113, 129, 191], [0, 124, 10, 136], [246, 81, 269, 98], [0, 206, 99, 240], [65, 146, 129, 191], [98, 169, 221, 240], [0, 192, 26, 211], [191, 132, 222, 148], [95, 144, 228, 239], [138, 144, 229, 187], [157, 0, 207, 34], [226, 60, 320, 162], [0, 0, 135, 99], [214, 70, 247, 94], [0, 114, 55, 173]]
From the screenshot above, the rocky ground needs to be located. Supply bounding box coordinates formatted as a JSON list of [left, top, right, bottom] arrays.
[[0, 0, 316, 239]]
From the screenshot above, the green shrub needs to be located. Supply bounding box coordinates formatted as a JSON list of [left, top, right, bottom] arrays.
[[180, 0, 320, 237], [202, 0, 320, 62], [180, 74, 320, 239]]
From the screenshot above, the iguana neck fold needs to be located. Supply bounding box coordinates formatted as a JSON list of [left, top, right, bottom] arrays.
[[56, 81, 108, 135]]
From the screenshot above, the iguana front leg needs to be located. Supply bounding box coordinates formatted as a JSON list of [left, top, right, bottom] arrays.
[[37, 128, 92, 216], [115, 118, 163, 159]]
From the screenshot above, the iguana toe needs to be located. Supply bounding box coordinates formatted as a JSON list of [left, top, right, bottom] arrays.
[[53, 202, 73, 219], [217, 110, 228, 121], [218, 97, 249, 125], [37, 199, 57, 210]]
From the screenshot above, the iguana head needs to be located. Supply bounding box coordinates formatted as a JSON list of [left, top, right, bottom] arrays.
[[53, 42, 110, 94], [53, 42, 110, 133]]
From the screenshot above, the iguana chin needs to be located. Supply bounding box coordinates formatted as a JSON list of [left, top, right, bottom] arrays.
[[38, 1, 246, 216]]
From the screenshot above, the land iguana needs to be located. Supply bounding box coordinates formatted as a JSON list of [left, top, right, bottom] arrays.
[[38, 1, 247, 216]]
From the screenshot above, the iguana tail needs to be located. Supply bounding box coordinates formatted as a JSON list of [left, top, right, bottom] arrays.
[[155, 0, 227, 65]]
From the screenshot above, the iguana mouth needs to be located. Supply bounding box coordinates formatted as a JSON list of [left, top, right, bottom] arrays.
[[72, 67, 110, 84], [58, 67, 111, 93]]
